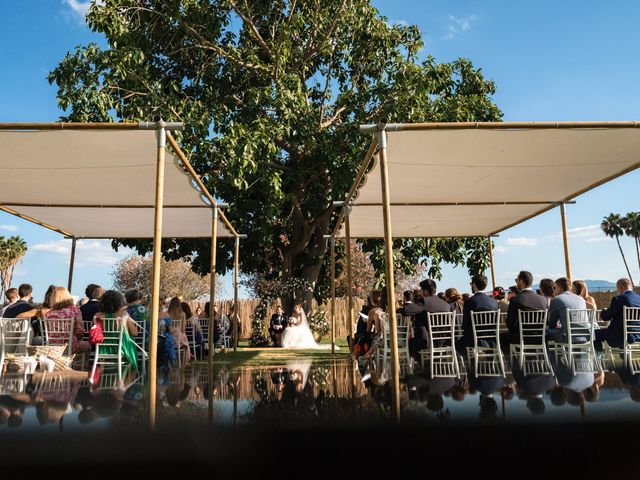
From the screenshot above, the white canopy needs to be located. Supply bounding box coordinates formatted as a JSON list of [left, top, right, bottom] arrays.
[[337, 123, 640, 238], [0, 128, 233, 238]]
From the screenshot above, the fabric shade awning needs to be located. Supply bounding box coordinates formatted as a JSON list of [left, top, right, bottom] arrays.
[[0, 128, 233, 238], [337, 125, 640, 238]]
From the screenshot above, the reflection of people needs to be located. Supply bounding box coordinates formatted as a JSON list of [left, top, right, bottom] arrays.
[[269, 305, 288, 347], [281, 303, 332, 349]]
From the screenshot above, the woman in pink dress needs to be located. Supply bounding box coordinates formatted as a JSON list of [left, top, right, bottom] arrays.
[[45, 286, 91, 355]]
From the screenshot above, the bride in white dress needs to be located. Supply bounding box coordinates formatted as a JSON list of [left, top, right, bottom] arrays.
[[281, 303, 336, 350]]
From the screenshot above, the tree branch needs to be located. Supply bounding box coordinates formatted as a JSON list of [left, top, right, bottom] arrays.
[[228, 0, 276, 62]]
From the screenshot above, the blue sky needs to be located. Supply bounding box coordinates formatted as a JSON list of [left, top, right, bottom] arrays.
[[0, 0, 639, 301]]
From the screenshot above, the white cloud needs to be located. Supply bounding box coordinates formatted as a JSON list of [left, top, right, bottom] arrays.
[[61, 0, 104, 24], [443, 14, 477, 40], [65, 0, 91, 17], [506, 237, 538, 247], [493, 246, 508, 253], [388, 18, 409, 27], [0, 224, 18, 232], [31, 239, 132, 268], [586, 237, 610, 243]]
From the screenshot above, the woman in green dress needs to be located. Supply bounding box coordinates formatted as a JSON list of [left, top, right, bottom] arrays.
[[91, 290, 139, 371]]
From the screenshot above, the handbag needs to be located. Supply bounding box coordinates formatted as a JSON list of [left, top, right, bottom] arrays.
[[89, 317, 104, 344]]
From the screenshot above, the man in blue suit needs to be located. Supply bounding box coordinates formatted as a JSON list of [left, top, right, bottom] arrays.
[[547, 277, 587, 343], [595, 278, 640, 350], [457, 274, 498, 352]]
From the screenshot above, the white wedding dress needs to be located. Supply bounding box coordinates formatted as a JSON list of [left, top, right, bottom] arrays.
[[281, 310, 336, 350]]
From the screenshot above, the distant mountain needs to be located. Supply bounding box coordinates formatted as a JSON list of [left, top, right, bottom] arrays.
[[532, 279, 616, 292]]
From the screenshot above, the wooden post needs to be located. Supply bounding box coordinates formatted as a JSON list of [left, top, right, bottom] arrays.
[[378, 126, 401, 423], [148, 123, 167, 430], [488, 236, 496, 290], [233, 235, 240, 352], [560, 203, 572, 280], [330, 236, 336, 354], [345, 212, 354, 351], [208, 208, 218, 426], [67, 237, 76, 293]]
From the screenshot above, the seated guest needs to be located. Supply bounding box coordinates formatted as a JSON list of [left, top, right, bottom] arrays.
[[547, 277, 587, 343], [458, 274, 498, 351], [351, 295, 372, 354], [573, 280, 597, 310], [45, 286, 91, 355], [507, 285, 519, 302], [182, 301, 204, 359], [91, 291, 139, 370], [125, 289, 148, 346], [80, 284, 104, 326], [492, 286, 509, 313], [358, 289, 388, 360], [269, 305, 288, 347], [505, 271, 548, 347], [1, 288, 18, 316], [3, 283, 45, 343], [539, 278, 555, 306], [169, 297, 191, 363], [404, 279, 453, 358], [595, 278, 640, 350], [444, 288, 464, 315]]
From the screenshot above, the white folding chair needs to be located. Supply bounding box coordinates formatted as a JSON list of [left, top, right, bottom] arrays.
[[466, 310, 505, 377], [420, 312, 460, 378], [0, 318, 31, 375], [42, 317, 74, 356], [549, 308, 599, 374], [89, 317, 124, 384], [510, 309, 552, 375], [171, 319, 184, 366], [604, 306, 640, 373], [454, 313, 464, 342]]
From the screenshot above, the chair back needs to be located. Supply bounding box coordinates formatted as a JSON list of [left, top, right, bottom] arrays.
[[470, 310, 501, 347], [624, 306, 640, 348], [198, 317, 209, 345], [565, 308, 594, 345], [43, 317, 74, 355], [454, 313, 464, 340], [171, 319, 183, 337], [427, 312, 455, 348], [517, 310, 547, 346], [0, 318, 31, 356], [99, 316, 124, 352]]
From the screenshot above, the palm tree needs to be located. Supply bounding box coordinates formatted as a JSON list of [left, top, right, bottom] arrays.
[[601, 213, 634, 286], [622, 211, 640, 274], [0, 236, 27, 299]]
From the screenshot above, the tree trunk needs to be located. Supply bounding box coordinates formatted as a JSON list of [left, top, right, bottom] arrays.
[[617, 237, 634, 286], [635, 237, 640, 273]]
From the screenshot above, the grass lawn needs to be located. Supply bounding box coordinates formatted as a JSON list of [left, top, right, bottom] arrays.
[[196, 337, 350, 368]]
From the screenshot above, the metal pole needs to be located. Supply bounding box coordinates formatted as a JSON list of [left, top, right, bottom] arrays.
[[345, 212, 354, 351], [330, 236, 336, 354], [233, 236, 240, 352], [148, 122, 167, 430], [378, 125, 401, 423], [488, 236, 496, 290], [208, 208, 218, 426], [67, 237, 76, 293], [560, 203, 572, 280]]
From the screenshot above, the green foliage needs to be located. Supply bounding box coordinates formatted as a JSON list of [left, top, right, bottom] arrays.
[[0, 236, 28, 298], [49, 0, 502, 303], [602, 212, 638, 285]]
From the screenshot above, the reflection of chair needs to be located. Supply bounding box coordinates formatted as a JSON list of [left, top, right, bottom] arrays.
[[549, 309, 599, 374], [510, 310, 551, 376], [0, 374, 27, 394], [89, 317, 124, 384], [603, 307, 640, 373], [466, 310, 505, 377], [0, 318, 31, 375], [420, 312, 459, 378]]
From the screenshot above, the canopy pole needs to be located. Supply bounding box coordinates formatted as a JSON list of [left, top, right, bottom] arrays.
[[560, 203, 572, 280], [488, 236, 496, 290], [208, 207, 219, 426], [67, 237, 76, 293], [377, 122, 401, 423], [233, 235, 240, 353], [345, 211, 354, 352], [330, 236, 336, 354], [148, 121, 167, 431]]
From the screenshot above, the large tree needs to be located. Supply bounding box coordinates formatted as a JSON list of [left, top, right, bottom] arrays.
[[49, 0, 502, 309], [0, 236, 27, 300]]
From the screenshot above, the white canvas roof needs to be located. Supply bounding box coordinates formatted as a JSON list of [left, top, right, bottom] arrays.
[[0, 128, 233, 238], [337, 123, 640, 238]]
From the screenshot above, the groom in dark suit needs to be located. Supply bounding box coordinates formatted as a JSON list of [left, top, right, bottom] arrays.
[[269, 305, 288, 347]]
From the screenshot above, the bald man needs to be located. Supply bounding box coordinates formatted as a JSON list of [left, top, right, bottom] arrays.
[[595, 278, 640, 350]]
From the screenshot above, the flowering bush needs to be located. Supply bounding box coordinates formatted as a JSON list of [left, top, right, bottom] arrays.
[[307, 309, 330, 340]]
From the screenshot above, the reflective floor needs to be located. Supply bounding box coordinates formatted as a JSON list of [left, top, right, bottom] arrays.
[[2, 352, 640, 431]]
